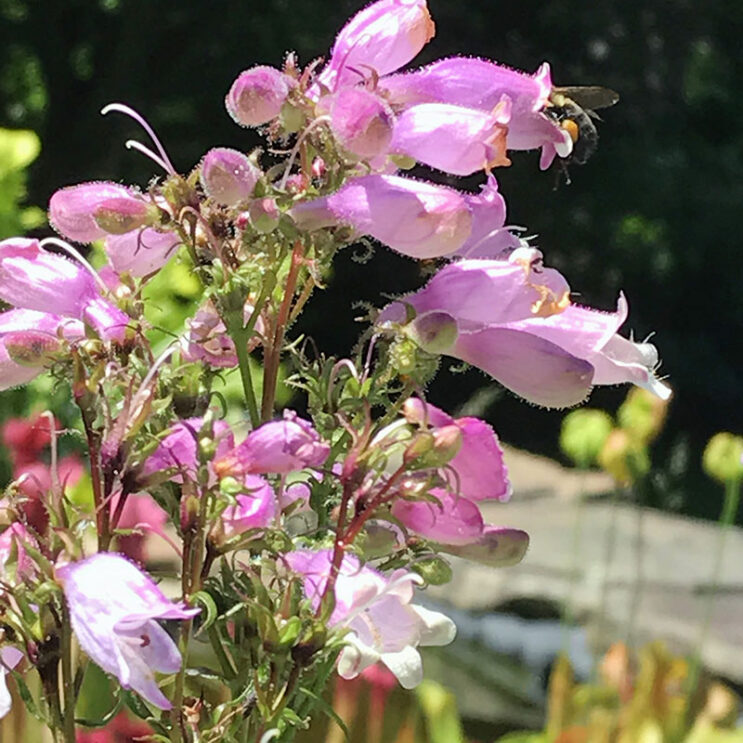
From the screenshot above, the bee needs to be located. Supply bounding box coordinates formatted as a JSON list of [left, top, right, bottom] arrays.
[[547, 86, 620, 167]]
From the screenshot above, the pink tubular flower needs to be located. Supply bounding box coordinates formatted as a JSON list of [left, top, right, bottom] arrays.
[[221, 474, 277, 537], [200, 148, 262, 206], [214, 410, 330, 478], [379, 249, 670, 407], [380, 58, 572, 168], [0, 309, 84, 390], [291, 174, 473, 259], [226, 66, 294, 127], [140, 418, 235, 484], [403, 398, 510, 501], [391, 102, 511, 175], [0, 239, 130, 342], [324, 88, 395, 160], [316, 0, 435, 92], [57, 553, 198, 710], [285, 549, 455, 688]]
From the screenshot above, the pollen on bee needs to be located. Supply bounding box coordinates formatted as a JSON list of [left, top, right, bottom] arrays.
[[561, 119, 580, 143]]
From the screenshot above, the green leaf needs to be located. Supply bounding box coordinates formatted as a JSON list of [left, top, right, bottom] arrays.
[[192, 590, 219, 632]]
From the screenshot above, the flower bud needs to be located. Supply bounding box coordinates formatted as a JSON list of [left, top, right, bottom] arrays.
[[702, 433, 743, 484], [560, 408, 614, 469], [597, 429, 650, 485], [431, 424, 463, 464], [49, 182, 141, 243], [200, 148, 261, 206], [326, 88, 394, 160], [226, 66, 293, 127], [245, 198, 280, 234]]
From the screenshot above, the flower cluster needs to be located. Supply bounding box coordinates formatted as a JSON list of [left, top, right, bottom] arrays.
[[0, 1, 669, 741]]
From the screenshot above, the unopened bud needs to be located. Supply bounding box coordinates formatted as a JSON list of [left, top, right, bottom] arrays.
[[284, 173, 308, 195], [200, 148, 261, 206], [311, 157, 326, 179], [411, 556, 453, 586], [560, 408, 613, 469], [404, 431, 435, 464], [703, 432, 743, 484], [4, 331, 63, 367], [431, 424, 463, 464], [246, 197, 280, 233], [93, 197, 152, 235], [598, 429, 650, 485], [226, 66, 293, 127]]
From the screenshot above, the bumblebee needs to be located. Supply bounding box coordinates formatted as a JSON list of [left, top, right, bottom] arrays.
[[547, 86, 619, 165]]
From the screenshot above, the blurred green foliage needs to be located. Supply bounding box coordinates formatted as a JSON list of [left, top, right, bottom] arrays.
[[497, 643, 743, 743]]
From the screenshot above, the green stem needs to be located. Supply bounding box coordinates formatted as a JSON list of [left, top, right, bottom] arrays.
[[233, 333, 260, 429], [224, 278, 274, 430], [261, 242, 304, 423], [685, 474, 741, 714], [60, 604, 77, 743]]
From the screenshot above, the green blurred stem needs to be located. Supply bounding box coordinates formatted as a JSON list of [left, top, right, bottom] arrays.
[[60, 604, 76, 743], [686, 474, 742, 711], [261, 242, 304, 423]]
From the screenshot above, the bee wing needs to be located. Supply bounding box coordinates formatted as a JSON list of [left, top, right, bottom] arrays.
[[553, 86, 619, 110]]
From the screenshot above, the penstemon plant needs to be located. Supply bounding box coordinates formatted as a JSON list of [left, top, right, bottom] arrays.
[[0, 1, 671, 741]]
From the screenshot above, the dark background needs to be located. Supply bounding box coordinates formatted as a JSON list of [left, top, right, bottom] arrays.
[[1, 0, 741, 518]]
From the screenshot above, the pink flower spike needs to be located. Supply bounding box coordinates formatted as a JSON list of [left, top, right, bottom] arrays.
[[221, 474, 277, 537], [291, 174, 473, 259], [391, 488, 484, 544], [316, 0, 435, 92], [200, 148, 262, 206], [57, 553, 198, 710], [285, 549, 455, 688], [226, 66, 294, 127], [214, 410, 330, 478], [325, 88, 395, 160], [104, 228, 180, 277], [49, 182, 143, 243], [437, 526, 530, 567], [404, 398, 511, 502], [391, 102, 510, 175]]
